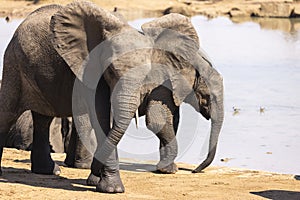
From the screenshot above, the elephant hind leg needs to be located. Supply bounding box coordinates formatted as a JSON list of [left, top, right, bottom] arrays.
[[64, 122, 93, 169], [0, 76, 24, 175], [30, 111, 59, 175], [0, 112, 22, 176]]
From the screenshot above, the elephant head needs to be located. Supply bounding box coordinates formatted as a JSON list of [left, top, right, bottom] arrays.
[[140, 15, 224, 172], [50, 1, 224, 173]]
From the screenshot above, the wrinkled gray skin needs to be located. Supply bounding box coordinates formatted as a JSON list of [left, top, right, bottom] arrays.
[[3, 111, 93, 169], [63, 117, 96, 169], [0, 1, 224, 193], [5, 111, 66, 153], [6, 111, 34, 151]]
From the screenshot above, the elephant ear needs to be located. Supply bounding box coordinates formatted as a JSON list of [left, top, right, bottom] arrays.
[[141, 14, 200, 106], [50, 0, 128, 81], [141, 13, 199, 47]]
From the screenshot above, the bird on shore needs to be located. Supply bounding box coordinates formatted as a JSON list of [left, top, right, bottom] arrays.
[[232, 106, 241, 115], [260, 107, 265, 114], [5, 16, 10, 22]]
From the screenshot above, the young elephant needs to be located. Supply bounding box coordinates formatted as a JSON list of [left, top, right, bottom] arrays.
[[0, 1, 224, 193]]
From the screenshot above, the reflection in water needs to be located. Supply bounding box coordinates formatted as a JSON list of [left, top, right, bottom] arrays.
[[231, 17, 300, 34], [1, 16, 300, 174]]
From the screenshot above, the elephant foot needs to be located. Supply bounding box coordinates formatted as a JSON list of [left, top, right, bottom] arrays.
[[96, 171, 125, 193], [157, 162, 178, 174], [32, 162, 61, 175], [86, 173, 100, 186]]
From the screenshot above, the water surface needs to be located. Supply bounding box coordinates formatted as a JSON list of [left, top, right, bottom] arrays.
[[1, 16, 299, 174]]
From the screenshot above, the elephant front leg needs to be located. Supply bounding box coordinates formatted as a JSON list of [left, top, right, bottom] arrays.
[[30, 111, 60, 175], [157, 138, 178, 174], [89, 117, 125, 193], [146, 100, 179, 174]]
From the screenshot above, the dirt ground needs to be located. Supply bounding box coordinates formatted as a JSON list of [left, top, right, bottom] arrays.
[[0, 0, 300, 199], [0, 148, 299, 200]]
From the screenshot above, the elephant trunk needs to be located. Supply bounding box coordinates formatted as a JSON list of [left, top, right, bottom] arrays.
[[193, 72, 224, 173], [95, 77, 141, 165]]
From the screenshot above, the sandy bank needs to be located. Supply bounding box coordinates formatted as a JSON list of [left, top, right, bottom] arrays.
[[0, 148, 299, 199]]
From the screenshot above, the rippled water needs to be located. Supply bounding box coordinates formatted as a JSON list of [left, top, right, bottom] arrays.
[[1, 16, 300, 174]]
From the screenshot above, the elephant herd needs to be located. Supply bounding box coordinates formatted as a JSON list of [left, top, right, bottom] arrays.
[[0, 0, 224, 193]]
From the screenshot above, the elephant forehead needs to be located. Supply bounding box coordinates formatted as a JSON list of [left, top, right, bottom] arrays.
[[110, 48, 153, 76], [109, 29, 154, 56]]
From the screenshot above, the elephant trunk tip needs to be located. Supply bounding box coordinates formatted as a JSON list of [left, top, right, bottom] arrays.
[[192, 147, 217, 173], [192, 165, 206, 173]]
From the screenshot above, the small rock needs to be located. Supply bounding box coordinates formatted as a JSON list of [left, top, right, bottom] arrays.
[[229, 10, 247, 18], [258, 2, 294, 18], [163, 6, 194, 16]]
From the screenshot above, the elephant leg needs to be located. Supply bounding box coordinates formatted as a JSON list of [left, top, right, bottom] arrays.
[[64, 121, 76, 167], [89, 78, 125, 193], [0, 112, 20, 176], [61, 118, 70, 152], [64, 121, 93, 169], [146, 86, 180, 174], [30, 111, 60, 175], [0, 76, 23, 175], [157, 108, 179, 174], [73, 126, 94, 169]]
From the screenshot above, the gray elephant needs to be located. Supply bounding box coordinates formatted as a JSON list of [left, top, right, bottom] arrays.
[[0, 1, 224, 193]]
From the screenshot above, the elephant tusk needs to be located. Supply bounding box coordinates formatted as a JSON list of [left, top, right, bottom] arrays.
[[135, 109, 139, 129], [110, 106, 113, 129]]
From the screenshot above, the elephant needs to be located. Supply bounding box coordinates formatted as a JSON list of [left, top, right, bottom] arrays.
[[0, 0, 224, 193]]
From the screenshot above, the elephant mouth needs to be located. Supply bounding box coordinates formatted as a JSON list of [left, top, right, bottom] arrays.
[[200, 106, 211, 120]]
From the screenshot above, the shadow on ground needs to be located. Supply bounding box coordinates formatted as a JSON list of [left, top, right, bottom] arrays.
[[0, 162, 161, 192], [251, 190, 300, 200], [13, 158, 66, 167], [119, 162, 157, 172], [0, 167, 93, 192]]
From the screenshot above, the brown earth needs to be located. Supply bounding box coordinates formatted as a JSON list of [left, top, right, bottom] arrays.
[[1, 0, 300, 199], [0, 148, 299, 199], [1, 0, 300, 20]]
